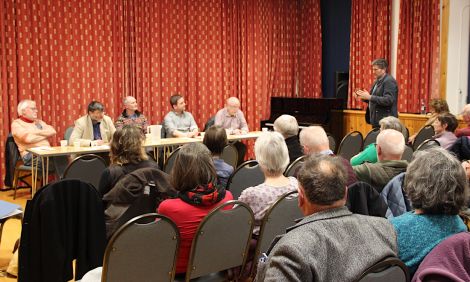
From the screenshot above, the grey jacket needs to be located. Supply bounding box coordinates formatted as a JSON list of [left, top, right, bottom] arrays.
[[256, 206, 397, 282]]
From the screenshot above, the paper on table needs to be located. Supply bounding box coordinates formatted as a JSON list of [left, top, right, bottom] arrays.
[[0, 200, 22, 219], [33, 146, 54, 151]]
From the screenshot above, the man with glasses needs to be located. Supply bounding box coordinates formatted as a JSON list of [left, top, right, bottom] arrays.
[[69, 101, 116, 146], [214, 97, 249, 164], [354, 58, 398, 128], [11, 99, 68, 176], [12, 100, 57, 165]]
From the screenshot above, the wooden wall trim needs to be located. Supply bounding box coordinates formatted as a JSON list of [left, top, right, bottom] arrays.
[[338, 110, 466, 139]]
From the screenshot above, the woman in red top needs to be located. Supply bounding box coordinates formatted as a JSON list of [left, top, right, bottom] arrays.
[[158, 142, 233, 274]]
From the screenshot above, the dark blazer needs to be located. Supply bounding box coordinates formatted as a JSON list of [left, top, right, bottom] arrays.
[[365, 73, 398, 128]]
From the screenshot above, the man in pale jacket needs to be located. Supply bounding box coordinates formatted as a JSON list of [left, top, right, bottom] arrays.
[[69, 101, 116, 147]]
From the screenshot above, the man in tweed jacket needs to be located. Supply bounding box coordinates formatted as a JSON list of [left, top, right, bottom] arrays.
[[256, 154, 398, 282]]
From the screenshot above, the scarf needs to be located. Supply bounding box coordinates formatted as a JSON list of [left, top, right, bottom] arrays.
[[179, 181, 226, 206], [19, 116, 34, 123]]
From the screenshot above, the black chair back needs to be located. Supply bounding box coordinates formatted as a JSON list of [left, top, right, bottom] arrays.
[[327, 133, 337, 153], [185, 201, 254, 281], [337, 131, 364, 161], [163, 147, 181, 174], [220, 144, 238, 169], [63, 154, 107, 189], [401, 145, 413, 162], [354, 257, 409, 282], [284, 155, 306, 177], [415, 139, 440, 151], [226, 160, 264, 200], [102, 213, 179, 282], [363, 128, 380, 149], [251, 191, 302, 277], [203, 116, 215, 132], [412, 125, 435, 151]]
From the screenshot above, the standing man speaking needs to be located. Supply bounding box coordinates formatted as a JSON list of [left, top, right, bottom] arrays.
[[355, 58, 398, 128]]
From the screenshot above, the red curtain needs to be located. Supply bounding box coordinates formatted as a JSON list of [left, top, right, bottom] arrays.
[[0, 0, 322, 185], [348, 0, 392, 109], [396, 0, 440, 113]]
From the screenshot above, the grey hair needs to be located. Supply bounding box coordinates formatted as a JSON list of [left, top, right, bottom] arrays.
[[273, 114, 299, 138], [379, 116, 404, 132], [377, 129, 405, 156], [297, 154, 347, 205], [405, 147, 469, 214], [123, 96, 135, 105], [255, 131, 289, 176], [299, 126, 329, 151], [17, 99, 35, 116], [372, 58, 388, 70], [462, 104, 470, 117]]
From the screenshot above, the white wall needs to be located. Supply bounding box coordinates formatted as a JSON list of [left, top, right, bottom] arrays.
[[446, 0, 470, 113]]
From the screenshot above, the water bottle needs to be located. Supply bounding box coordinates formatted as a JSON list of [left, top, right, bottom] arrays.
[[420, 99, 426, 114]]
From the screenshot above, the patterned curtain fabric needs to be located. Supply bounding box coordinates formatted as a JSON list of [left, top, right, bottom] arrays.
[[396, 0, 440, 113], [0, 0, 322, 184], [348, 0, 392, 109]]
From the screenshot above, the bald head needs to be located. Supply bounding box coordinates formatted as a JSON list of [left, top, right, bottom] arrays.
[[226, 97, 241, 115], [299, 126, 330, 154], [123, 96, 138, 114], [376, 129, 405, 160]]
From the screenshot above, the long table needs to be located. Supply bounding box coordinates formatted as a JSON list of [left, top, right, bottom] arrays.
[[27, 131, 263, 196]]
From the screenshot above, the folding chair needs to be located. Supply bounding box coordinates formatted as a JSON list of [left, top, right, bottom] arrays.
[[220, 144, 238, 169], [412, 125, 435, 151], [226, 160, 264, 200], [63, 154, 107, 189], [354, 257, 409, 282], [284, 155, 306, 177], [337, 131, 364, 161], [102, 213, 180, 282], [183, 201, 254, 281], [363, 128, 380, 149], [251, 191, 302, 278]]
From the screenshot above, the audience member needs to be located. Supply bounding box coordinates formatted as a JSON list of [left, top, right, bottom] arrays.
[[433, 112, 458, 149], [256, 154, 397, 281], [351, 116, 406, 166], [203, 125, 234, 188], [163, 94, 199, 138], [214, 97, 249, 134], [456, 104, 470, 137], [214, 97, 248, 163], [409, 98, 449, 143], [238, 131, 297, 235], [11, 99, 68, 176], [391, 147, 469, 275], [299, 126, 357, 186], [98, 125, 160, 197], [353, 129, 408, 192], [69, 101, 116, 147], [114, 96, 148, 133], [158, 143, 233, 275], [273, 114, 302, 163]]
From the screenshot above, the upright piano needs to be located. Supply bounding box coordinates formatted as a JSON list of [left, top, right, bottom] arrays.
[[260, 97, 344, 140]]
